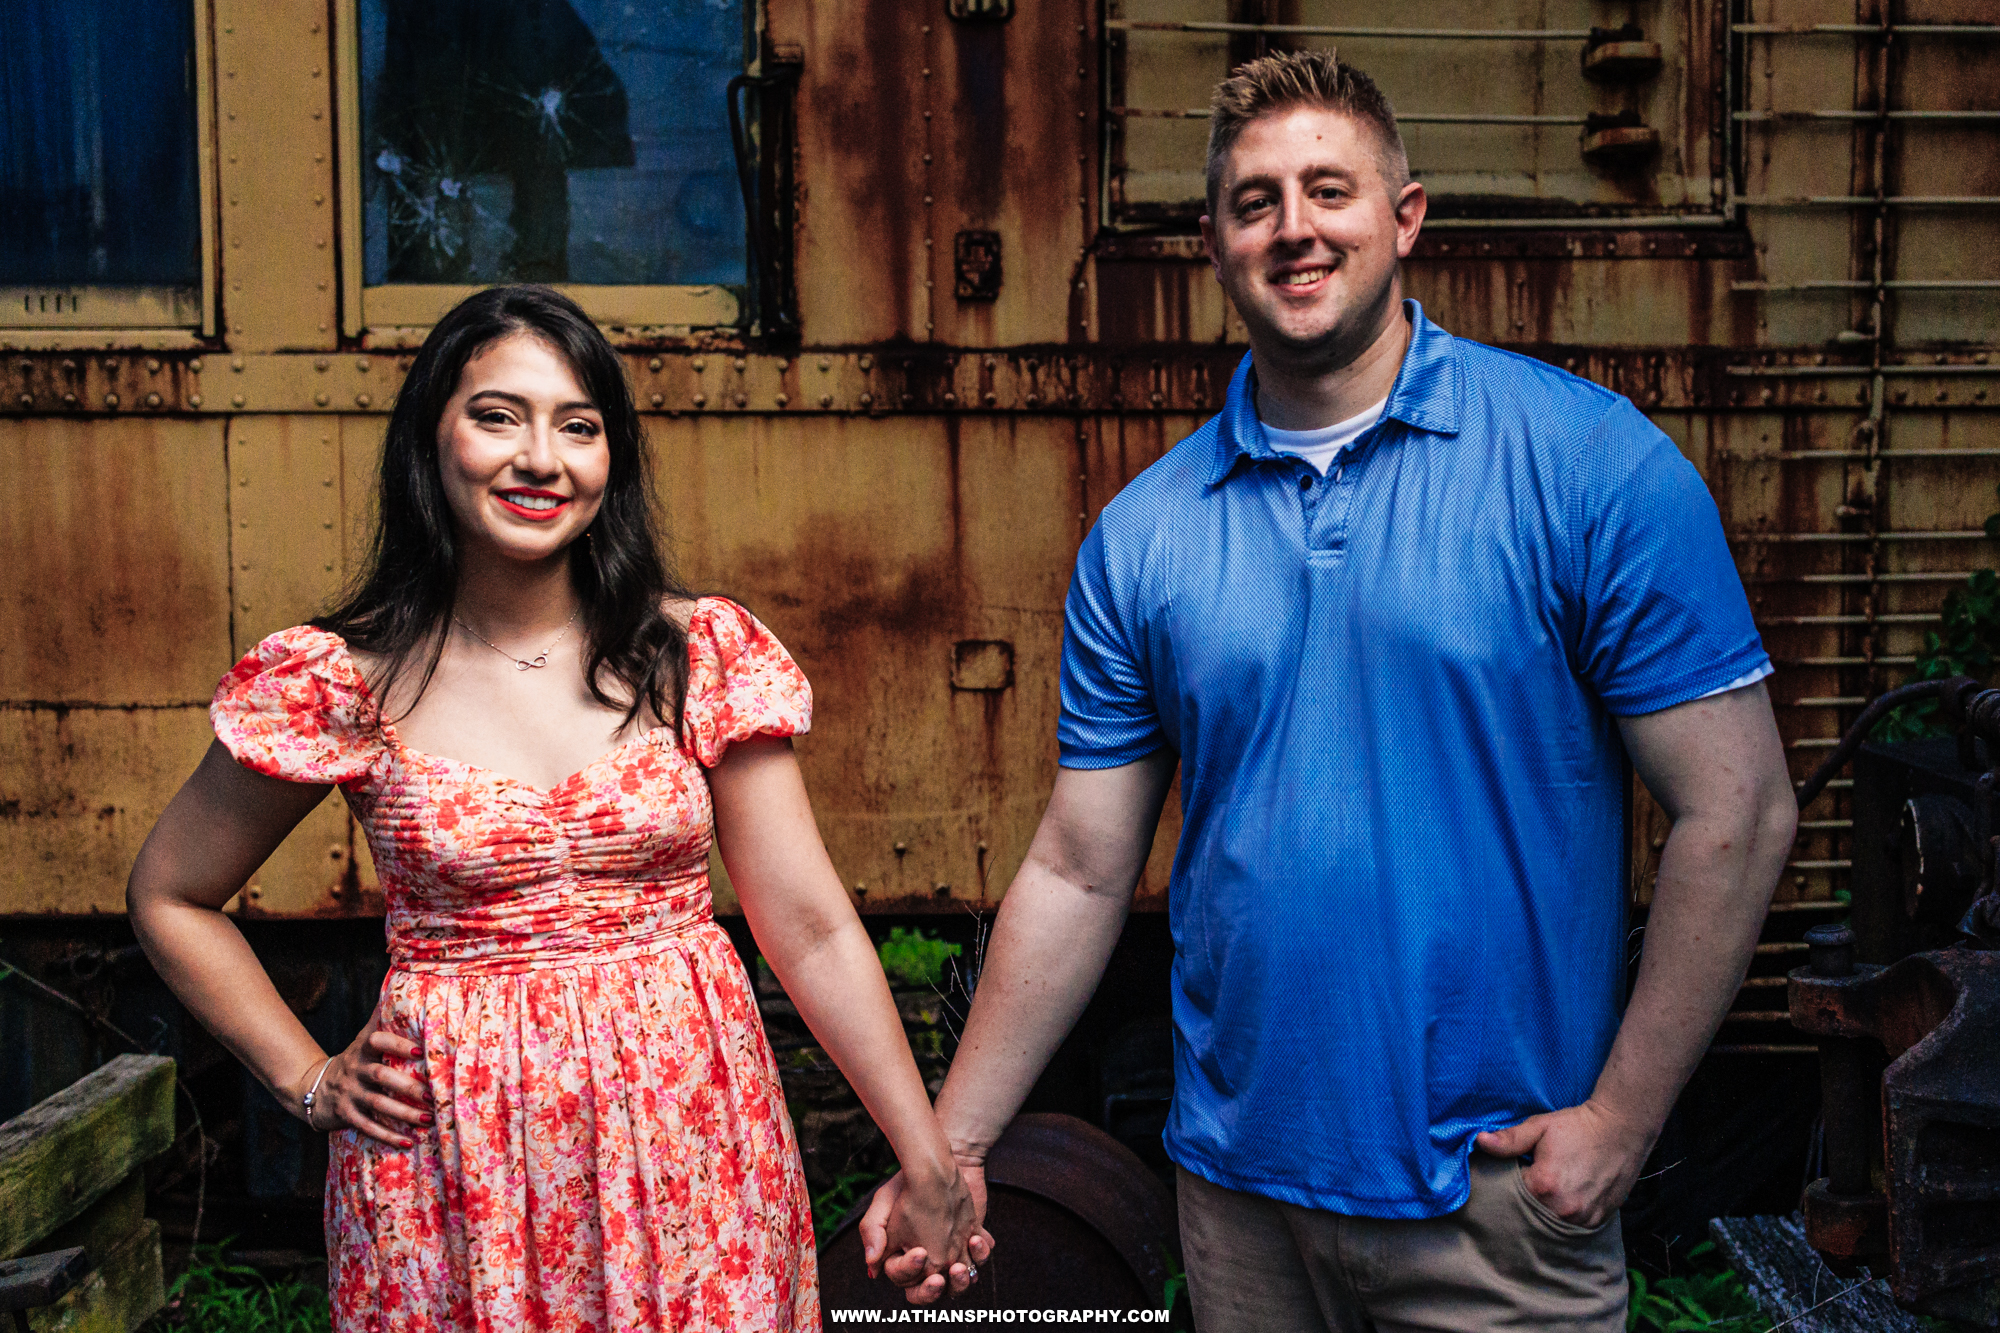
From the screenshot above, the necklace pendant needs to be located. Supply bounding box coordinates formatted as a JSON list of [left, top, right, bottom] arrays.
[[515, 659, 532, 671], [527, 653, 549, 669]]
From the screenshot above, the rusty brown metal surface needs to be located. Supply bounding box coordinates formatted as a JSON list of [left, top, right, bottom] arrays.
[[2, 0, 1999, 925]]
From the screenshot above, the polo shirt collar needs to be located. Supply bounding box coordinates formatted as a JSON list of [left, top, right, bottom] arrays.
[[1207, 297, 1463, 487]]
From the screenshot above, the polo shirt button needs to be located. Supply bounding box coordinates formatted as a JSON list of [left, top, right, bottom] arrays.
[[1299, 473, 1313, 491]]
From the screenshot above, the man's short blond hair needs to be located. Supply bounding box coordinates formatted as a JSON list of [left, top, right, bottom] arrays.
[[1205, 51, 1410, 216]]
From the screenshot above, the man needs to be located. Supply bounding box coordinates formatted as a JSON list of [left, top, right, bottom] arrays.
[[863, 51, 1796, 1331]]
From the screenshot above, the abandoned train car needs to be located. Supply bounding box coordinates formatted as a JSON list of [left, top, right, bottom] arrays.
[[3, 0, 1998, 1235]]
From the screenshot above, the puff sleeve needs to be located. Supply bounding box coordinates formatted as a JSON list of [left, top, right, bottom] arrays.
[[682, 600, 813, 768], [209, 626, 386, 785]]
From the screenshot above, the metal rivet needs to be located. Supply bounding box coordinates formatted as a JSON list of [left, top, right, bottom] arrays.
[[315, 392, 330, 406], [189, 394, 202, 407], [650, 393, 664, 407], [775, 392, 789, 407], [692, 393, 706, 408], [355, 393, 371, 408], [17, 394, 31, 408], [733, 357, 746, 372], [189, 358, 202, 373], [315, 357, 329, 371], [146, 359, 161, 374], [692, 358, 705, 372], [232, 357, 245, 371], [860, 392, 873, 406], [819, 394, 833, 408], [356, 357, 370, 373], [63, 392, 76, 406], [648, 357, 662, 371], [145, 392, 161, 408], [232, 395, 245, 407], [819, 358, 830, 372], [103, 393, 119, 408], [858, 355, 873, 371], [734, 394, 747, 408]]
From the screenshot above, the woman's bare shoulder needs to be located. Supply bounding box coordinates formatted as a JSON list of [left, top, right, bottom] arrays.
[[661, 596, 701, 631]]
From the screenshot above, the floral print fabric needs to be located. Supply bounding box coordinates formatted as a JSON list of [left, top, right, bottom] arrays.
[[210, 599, 818, 1331]]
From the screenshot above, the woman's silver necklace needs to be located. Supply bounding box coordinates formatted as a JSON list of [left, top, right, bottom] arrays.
[[454, 607, 579, 671]]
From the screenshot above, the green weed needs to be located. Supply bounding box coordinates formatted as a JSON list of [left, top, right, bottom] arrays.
[[812, 1168, 891, 1246], [1627, 1244, 1766, 1332], [877, 927, 962, 990], [145, 1242, 330, 1333]]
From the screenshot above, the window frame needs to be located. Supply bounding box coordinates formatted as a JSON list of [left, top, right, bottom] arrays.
[[0, 0, 219, 335], [331, 0, 761, 339]]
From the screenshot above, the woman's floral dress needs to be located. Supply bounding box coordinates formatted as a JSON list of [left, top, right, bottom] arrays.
[[210, 599, 818, 1331]]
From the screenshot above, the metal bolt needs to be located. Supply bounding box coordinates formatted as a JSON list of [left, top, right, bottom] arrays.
[[1805, 923, 1856, 978]]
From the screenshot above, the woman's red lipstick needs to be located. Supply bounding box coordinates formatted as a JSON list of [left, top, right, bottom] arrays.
[[495, 489, 570, 521]]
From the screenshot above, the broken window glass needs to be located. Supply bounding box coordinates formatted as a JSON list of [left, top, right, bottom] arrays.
[[358, 0, 748, 288], [0, 0, 202, 286]]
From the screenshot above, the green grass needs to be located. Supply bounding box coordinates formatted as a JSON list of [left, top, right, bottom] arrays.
[[144, 1242, 330, 1333]]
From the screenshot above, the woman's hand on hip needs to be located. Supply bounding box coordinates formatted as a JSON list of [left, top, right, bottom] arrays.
[[292, 1007, 430, 1147]]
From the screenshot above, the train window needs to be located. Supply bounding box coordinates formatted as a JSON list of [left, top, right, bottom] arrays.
[[340, 0, 751, 332], [1102, 1, 1732, 229], [0, 0, 213, 329]]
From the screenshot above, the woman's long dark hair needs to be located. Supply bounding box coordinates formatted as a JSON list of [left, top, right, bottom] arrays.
[[313, 285, 696, 733]]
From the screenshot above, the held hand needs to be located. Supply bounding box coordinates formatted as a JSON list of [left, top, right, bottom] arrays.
[[1474, 1099, 1656, 1229], [859, 1162, 993, 1303], [288, 1007, 430, 1148]]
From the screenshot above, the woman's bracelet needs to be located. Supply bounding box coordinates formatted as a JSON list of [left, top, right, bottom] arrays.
[[300, 1056, 335, 1131]]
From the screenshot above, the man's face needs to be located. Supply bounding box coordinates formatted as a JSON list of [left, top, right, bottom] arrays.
[[1200, 106, 1424, 357]]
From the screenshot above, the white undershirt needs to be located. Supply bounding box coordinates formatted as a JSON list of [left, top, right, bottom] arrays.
[[1259, 397, 1390, 475], [1257, 396, 1773, 701]]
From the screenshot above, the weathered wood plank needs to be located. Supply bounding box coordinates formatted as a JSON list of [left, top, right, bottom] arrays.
[[0, 1057, 174, 1261], [1709, 1213, 1927, 1333], [0, 1248, 86, 1314], [25, 1220, 163, 1333]]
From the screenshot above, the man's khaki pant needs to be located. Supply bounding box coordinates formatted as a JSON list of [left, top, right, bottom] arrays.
[[1177, 1154, 1627, 1333]]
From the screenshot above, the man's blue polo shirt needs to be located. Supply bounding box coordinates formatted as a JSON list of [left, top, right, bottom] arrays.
[[1058, 301, 1769, 1219]]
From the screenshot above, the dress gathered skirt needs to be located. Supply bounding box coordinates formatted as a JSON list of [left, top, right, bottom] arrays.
[[210, 599, 819, 1331]]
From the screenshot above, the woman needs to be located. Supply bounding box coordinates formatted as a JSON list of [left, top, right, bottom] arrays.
[[128, 285, 982, 1329]]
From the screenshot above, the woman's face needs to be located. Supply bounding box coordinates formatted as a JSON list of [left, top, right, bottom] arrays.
[[436, 331, 610, 567]]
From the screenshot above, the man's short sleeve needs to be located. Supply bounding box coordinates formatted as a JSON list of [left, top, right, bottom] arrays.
[[1058, 523, 1167, 767], [1571, 400, 1772, 715]]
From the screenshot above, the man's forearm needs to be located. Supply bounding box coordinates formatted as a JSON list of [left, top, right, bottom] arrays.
[[933, 860, 1133, 1161], [1589, 793, 1795, 1141]]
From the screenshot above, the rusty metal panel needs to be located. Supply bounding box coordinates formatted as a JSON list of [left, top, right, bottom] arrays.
[[0, 419, 232, 704], [227, 417, 344, 654], [213, 0, 338, 349], [0, 708, 213, 915], [1105, 0, 1727, 226]]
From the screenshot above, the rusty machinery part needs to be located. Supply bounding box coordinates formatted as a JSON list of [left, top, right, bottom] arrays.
[[817, 1113, 1179, 1314], [1796, 676, 1989, 811], [1791, 930, 2000, 1322]]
